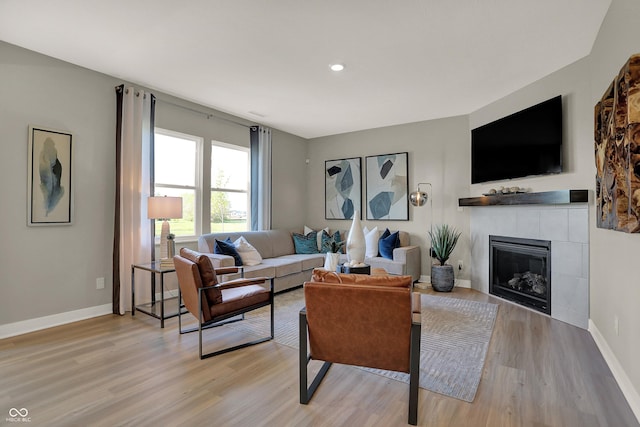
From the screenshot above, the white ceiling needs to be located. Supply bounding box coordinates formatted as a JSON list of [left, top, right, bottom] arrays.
[[0, 0, 611, 139]]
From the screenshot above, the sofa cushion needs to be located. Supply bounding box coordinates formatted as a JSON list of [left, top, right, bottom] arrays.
[[293, 232, 319, 254], [279, 253, 325, 271], [214, 238, 243, 266], [199, 230, 294, 259], [379, 229, 400, 259], [261, 257, 303, 277], [179, 248, 222, 304]]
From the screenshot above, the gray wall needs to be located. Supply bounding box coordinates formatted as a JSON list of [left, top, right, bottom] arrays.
[[307, 117, 471, 281], [588, 0, 640, 398], [0, 41, 307, 326], [1, 41, 117, 325], [467, 0, 640, 405]]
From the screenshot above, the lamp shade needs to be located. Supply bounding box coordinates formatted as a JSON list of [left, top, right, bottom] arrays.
[[147, 196, 183, 220]]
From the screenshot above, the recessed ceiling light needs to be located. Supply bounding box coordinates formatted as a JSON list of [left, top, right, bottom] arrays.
[[330, 63, 345, 72]]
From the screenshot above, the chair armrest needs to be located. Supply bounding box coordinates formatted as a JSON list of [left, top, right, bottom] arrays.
[[412, 292, 421, 315], [393, 245, 421, 282], [215, 266, 244, 277], [412, 312, 421, 325], [213, 277, 274, 291]]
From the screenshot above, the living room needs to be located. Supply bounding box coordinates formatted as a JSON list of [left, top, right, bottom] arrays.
[[1, 0, 640, 425]]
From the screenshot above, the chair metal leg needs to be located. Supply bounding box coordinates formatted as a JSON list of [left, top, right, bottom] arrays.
[[178, 286, 183, 333], [270, 278, 275, 339], [299, 308, 331, 404], [194, 286, 274, 360], [408, 321, 421, 425]]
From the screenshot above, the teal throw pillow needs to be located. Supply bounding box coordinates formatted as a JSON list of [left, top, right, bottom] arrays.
[[321, 230, 343, 253], [214, 237, 243, 266], [378, 229, 400, 259], [293, 232, 319, 254]]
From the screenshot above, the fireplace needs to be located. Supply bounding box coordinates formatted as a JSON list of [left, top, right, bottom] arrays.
[[489, 235, 551, 314]]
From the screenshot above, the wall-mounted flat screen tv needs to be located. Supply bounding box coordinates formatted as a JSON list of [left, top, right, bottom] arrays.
[[471, 95, 563, 184]]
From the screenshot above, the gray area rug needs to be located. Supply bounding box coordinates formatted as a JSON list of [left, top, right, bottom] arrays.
[[227, 287, 498, 402]]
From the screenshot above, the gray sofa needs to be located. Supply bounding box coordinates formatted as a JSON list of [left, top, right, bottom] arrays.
[[197, 229, 421, 293]]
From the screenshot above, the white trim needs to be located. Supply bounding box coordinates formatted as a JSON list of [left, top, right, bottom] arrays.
[[0, 304, 112, 339], [589, 319, 640, 423], [455, 278, 471, 288]]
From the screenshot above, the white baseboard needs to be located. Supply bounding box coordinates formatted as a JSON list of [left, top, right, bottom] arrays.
[[589, 319, 640, 423], [0, 303, 112, 340], [417, 276, 471, 289]]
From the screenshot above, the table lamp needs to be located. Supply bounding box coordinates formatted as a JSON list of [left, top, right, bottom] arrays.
[[147, 196, 183, 266]]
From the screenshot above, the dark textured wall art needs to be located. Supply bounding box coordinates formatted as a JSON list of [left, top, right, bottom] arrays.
[[325, 157, 361, 220], [595, 53, 640, 233], [365, 152, 408, 220], [28, 126, 73, 226]]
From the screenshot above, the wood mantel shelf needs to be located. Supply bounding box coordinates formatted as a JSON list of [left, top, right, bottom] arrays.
[[458, 189, 589, 207]]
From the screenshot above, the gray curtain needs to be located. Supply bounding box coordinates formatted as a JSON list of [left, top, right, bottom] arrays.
[[250, 126, 272, 231]]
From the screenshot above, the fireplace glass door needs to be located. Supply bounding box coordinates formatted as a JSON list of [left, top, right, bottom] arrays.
[[489, 236, 551, 314]]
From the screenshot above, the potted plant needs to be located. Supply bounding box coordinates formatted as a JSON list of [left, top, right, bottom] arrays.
[[428, 224, 461, 292], [323, 238, 345, 272]]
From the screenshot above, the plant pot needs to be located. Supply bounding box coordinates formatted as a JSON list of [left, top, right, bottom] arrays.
[[324, 252, 340, 272], [431, 264, 455, 292]]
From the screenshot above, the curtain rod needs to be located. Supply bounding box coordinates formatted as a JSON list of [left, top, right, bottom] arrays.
[[157, 98, 254, 129]]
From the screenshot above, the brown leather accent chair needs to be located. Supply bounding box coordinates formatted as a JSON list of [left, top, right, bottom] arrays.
[[174, 248, 274, 359], [300, 269, 421, 425]]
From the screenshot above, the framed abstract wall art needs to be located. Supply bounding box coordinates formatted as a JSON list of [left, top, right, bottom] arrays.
[[27, 126, 73, 226], [325, 157, 361, 220], [595, 53, 640, 233], [365, 152, 408, 220]]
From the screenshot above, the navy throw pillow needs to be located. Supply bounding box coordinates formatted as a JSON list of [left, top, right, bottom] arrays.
[[214, 237, 243, 266], [378, 229, 400, 259], [378, 228, 391, 256], [293, 232, 319, 254]]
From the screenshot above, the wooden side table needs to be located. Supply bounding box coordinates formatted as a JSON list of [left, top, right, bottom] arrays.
[[131, 261, 183, 328]]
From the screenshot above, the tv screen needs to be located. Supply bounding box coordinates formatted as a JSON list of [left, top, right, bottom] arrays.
[[471, 95, 563, 184]]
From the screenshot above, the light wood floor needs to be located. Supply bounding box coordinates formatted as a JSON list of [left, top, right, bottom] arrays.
[[1, 288, 637, 427]]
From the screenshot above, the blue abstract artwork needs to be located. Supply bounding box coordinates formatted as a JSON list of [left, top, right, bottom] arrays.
[[325, 157, 361, 220], [365, 152, 408, 220], [28, 127, 73, 225]]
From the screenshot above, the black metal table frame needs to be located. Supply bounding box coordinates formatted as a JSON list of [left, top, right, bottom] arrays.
[[131, 262, 182, 328]]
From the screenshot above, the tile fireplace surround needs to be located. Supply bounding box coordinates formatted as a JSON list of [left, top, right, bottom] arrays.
[[466, 193, 589, 329]]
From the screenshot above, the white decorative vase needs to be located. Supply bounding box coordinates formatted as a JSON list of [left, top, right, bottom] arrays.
[[324, 252, 340, 272], [346, 211, 365, 263]]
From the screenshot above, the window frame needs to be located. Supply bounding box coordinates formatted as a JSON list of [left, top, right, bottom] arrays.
[[210, 140, 251, 233], [153, 128, 203, 242]]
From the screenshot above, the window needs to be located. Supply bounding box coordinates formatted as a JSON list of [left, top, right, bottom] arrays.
[[154, 129, 200, 238], [154, 128, 250, 240], [211, 143, 250, 232]]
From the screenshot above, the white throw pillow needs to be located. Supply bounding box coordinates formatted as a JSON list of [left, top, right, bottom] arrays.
[[363, 226, 380, 258], [304, 225, 329, 251], [233, 236, 263, 266]]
